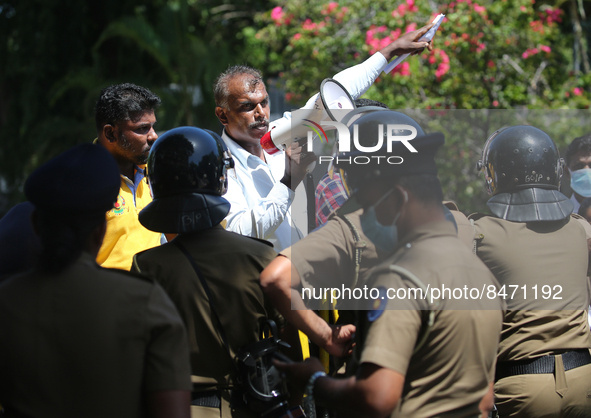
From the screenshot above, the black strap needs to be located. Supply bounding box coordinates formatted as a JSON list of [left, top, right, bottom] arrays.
[[173, 240, 239, 376]]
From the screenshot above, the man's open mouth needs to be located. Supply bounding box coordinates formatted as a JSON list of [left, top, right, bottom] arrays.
[[251, 122, 269, 131]]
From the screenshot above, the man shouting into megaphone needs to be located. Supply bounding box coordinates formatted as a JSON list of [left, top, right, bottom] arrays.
[[214, 21, 435, 251]]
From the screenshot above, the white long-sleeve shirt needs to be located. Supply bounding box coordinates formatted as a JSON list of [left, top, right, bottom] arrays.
[[222, 52, 389, 251]]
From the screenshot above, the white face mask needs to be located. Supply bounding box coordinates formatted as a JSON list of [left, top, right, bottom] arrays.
[[570, 168, 591, 197], [360, 189, 407, 253]]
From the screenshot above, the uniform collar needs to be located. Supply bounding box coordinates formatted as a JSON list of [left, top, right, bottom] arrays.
[[396, 220, 457, 250]]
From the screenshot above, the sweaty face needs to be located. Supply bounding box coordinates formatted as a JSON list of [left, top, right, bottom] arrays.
[[112, 111, 158, 166], [219, 74, 271, 145]]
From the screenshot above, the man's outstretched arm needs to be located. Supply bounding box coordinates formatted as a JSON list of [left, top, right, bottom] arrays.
[[260, 255, 355, 357]]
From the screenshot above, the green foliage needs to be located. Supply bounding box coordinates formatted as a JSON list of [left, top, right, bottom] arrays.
[[0, 0, 273, 212], [2, 0, 591, 215], [247, 0, 591, 213]]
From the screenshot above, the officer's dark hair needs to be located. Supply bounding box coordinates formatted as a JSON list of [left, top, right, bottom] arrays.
[[578, 197, 591, 218], [214, 65, 264, 109], [95, 83, 161, 133], [566, 134, 591, 167], [35, 212, 105, 274], [354, 98, 388, 109], [379, 174, 444, 207]]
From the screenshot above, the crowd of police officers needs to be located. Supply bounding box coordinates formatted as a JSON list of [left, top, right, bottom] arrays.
[[1, 92, 591, 418]]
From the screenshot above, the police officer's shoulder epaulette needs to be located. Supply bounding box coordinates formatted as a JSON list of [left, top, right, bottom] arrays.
[[570, 213, 591, 239], [102, 266, 156, 284], [467, 212, 488, 221], [443, 200, 460, 211], [243, 235, 275, 248]]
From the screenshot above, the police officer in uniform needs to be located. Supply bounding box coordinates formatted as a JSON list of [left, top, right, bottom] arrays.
[[471, 126, 591, 417], [261, 110, 467, 363], [131, 127, 292, 418], [0, 144, 192, 418], [273, 110, 504, 418]]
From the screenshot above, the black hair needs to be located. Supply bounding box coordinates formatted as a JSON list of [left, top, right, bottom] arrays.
[[214, 65, 264, 109], [35, 211, 104, 274], [392, 174, 444, 207], [95, 83, 161, 132], [578, 197, 591, 218], [354, 98, 388, 109], [566, 134, 591, 167]]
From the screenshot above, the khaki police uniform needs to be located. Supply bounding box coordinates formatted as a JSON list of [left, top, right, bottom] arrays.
[[471, 214, 591, 417], [0, 253, 192, 418], [281, 209, 381, 369], [356, 221, 504, 418], [281, 209, 381, 305], [132, 225, 283, 418]]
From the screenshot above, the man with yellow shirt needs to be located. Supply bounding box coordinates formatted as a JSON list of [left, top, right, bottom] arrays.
[[94, 83, 163, 270]]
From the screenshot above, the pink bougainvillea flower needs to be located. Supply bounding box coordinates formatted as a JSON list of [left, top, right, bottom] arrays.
[[530, 20, 544, 33], [493, 100, 499, 107], [271, 7, 283, 24], [574, 87, 583, 96], [400, 61, 411, 76], [405, 22, 417, 33], [302, 19, 317, 30], [327, 2, 338, 13], [406, 0, 419, 12], [473, 4, 486, 14]]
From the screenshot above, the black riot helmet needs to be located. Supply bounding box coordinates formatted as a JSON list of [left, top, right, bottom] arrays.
[[334, 110, 444, 214], [477, 125, 572, 222], [139, 126, 235, 233]]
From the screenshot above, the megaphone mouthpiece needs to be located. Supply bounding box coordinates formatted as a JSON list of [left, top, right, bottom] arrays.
[[259, 78, 356, 155], [260, 130, 281, 155]]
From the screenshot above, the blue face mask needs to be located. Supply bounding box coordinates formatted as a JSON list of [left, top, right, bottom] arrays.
[[360, 190, 405, 253], [570, 168, 591, 197]]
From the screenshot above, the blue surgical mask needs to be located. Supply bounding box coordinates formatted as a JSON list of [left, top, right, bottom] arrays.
[[360, 190, 405, 253], [570, 168, 591, 197]]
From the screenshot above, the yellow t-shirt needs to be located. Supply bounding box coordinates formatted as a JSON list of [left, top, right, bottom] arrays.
[[97, 169, 162, 270]]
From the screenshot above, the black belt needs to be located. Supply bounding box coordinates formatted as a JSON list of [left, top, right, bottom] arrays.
[[495, 349, 591, 381], [191, 390, 221, 408]]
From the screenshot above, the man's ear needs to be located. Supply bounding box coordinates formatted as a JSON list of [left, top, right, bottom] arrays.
[[102, 124, 118, 143], [215, 106, 229, 126]]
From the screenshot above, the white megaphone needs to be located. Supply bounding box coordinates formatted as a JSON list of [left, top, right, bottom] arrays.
[[260, 78, 356, 156]]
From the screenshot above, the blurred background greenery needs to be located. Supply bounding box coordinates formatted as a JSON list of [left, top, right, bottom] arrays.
[[1, 0, 591, 215]]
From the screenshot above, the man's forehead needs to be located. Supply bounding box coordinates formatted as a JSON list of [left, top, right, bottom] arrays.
[[119, 110, 156, 127], [573, 151, 591, 163], [228, 74, 267, 98]]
